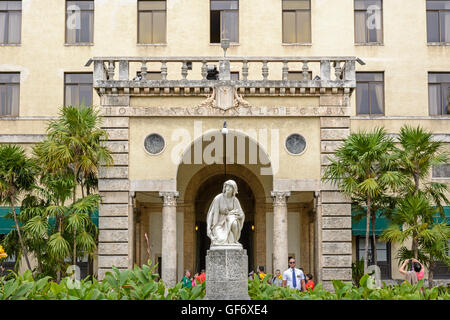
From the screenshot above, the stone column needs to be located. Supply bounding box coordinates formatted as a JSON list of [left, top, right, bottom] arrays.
[[160, 191, 179, 288], [271, 191, 290, 274]]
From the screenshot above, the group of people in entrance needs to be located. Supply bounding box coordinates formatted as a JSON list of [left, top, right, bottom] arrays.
[[250, 257, 315, 292], [181, 258, 315, 291], [181, 269, 206, 288]]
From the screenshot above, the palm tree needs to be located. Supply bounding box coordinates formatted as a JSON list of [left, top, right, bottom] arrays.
[[0, 145, 37, 270], [34, 105, 112, 266], [381, 192, 450, 287], [393, 125, 449, 258], [322, 127, 404, 271]]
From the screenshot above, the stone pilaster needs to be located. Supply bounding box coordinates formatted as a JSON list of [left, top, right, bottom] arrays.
[[160, 191, 179, 288], [271, 191, 290, 274], [97, 95, 131, 281], [319, 95, 352, 291]]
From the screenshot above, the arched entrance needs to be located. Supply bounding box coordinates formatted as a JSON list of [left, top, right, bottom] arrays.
[[177, 129, 273, 276]]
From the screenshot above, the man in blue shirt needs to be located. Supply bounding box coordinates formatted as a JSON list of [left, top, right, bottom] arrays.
[[282, 258, 306, 291]]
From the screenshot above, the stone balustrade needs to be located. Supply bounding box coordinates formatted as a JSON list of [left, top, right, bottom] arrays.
[[85, 56, 361, 96]]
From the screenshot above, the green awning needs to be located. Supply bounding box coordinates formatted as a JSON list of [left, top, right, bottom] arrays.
[[0, 206, 99, 234], [352, 210, 390, 236], [0, 207, 18, 234], [433, 206, 450, 224], [352, 206, 450, 236]]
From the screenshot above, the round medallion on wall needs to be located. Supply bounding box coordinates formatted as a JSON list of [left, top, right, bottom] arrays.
[[285, 133, 307, 155], [144, 133, 165, 155]]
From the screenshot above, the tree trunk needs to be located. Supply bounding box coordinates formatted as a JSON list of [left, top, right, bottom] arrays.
[[412, 232, 418, 259], [429, 259, 435, 289], [72, 164, 78, 267], [364, 194, 371, 272], [371, 213, 377, 265], [73, 229, 77, 266], [10, 198, 32, 270]]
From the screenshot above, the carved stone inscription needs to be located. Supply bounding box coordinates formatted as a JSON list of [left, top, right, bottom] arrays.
[[101, 105, 349, 117]]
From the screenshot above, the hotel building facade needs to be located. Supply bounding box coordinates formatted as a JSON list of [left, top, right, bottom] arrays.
[[0, 0, 449, 290]]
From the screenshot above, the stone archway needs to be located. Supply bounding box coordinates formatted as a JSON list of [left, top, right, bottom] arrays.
[[177, 129, 273, 275], [181, 164, 269, 275]]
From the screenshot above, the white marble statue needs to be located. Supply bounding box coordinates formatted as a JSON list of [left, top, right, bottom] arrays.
[[206, 180, 245, 247]]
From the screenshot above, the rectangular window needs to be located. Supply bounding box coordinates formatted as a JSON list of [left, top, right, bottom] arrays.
[[433, 164, 450, 177], [434, 240, 450, 279], [427, 0, 450, 43], [66, 1, 94, 44], [356, 72, 384, 115], [0, 73, 20, 116], [282, 0, 311, 43], [356, 236, 391, 279], [138, 0, 166, 44], [354, 0, 383, 44], [64, 73, 93, 107], [0, 1, 21, 44], [210, 0, 238, 43], [429, 73, 450, 115]]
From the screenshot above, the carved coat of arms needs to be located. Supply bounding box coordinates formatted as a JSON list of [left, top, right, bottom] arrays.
[[198, 86, 251, 111]]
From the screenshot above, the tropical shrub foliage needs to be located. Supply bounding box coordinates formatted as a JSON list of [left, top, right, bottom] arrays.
[[0, 268, 448, 300], [1, 106, 111, 279]]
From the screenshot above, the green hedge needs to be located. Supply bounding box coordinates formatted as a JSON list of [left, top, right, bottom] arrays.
[[1, 265, 449, 300]]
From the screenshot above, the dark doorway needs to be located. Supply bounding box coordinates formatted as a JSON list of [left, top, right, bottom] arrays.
[[194, 174, 254, 274]]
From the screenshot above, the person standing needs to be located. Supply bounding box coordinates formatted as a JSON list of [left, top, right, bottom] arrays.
[[197, 269, 206, 284], [257, 266, 266, 281], [399, 258, 425, 285], [282, 258, 306, 291], [305, 273, 315, 291], [182, 270, 192, 288], [272, 269, 283, 287]]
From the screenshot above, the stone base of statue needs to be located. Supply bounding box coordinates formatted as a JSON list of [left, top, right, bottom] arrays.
[[204, 246, 250, 300]]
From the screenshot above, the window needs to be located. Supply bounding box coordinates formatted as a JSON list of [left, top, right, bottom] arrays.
[[64, 73, 93, 107], [282, 0, 311, 43], [354, 0, 383, 44], [427, 0, 450, 43], [433, 164, 450, 177], [138, 0, 166, 44], [356, 236, 391, 279], [0, 73, 19, 116], [210, 0, 238, 43], [0, 1, 21, 44], [434, 240, 450, 279], [429, 73, 450, 115], [356, 72, 384, 115], [66, 1, 94, 44]]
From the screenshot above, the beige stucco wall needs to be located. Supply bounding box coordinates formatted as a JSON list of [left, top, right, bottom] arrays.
[[129, 116, 321, 182]]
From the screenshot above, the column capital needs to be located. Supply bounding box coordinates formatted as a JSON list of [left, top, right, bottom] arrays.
[[159, 191, 179, 207], [271, 191, 291, 206]]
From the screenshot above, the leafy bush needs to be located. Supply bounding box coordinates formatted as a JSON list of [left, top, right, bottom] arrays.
[[0, 262, 205, 300], [1, 268, 448, 300]]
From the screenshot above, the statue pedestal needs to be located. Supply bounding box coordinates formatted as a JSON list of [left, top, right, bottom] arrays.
[[204, 248, 250, 300]]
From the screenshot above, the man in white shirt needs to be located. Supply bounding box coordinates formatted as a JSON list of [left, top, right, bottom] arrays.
[[282, 257, 306, 291]]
